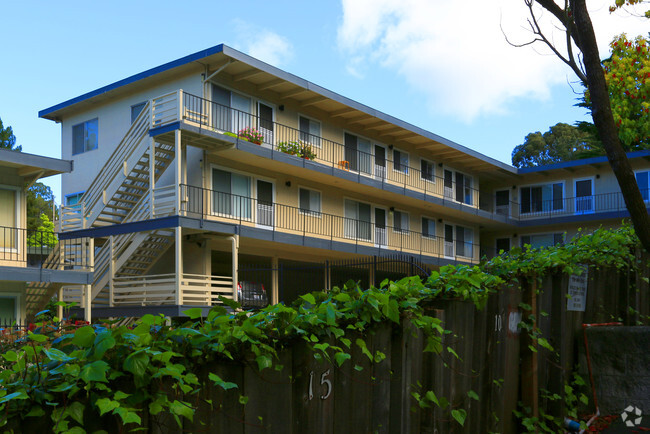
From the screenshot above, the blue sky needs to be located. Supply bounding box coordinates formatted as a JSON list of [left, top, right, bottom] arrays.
[[1, 0, 647, 203]]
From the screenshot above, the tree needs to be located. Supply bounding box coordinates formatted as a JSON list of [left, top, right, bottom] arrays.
[[27, 214, 57, 248], [585, 34, 650, 149], [517, 0, 650, 252], [0, 118, 21, 151], [511, 122, 602, 168], [26, 182, 55, 232]]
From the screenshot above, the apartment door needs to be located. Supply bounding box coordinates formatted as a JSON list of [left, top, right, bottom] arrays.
[[455, 173, 473, 205], [257, 102, 274, 147], [496, 238, 510, 254], [374, 145, 386, 178], [374, 207, 387, 246], [344, 200, 371, 241], [444, 170, 454, 199], [256, 180, 274, 227], [575, 179, 594, 214], [444, 224, 454, 258]]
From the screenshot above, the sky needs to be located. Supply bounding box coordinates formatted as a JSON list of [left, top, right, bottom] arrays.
[[1, 0, 648, 203]]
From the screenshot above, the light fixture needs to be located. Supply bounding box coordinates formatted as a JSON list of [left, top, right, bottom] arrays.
[[285, 181, 291, 187], [438, 218, 443, 223], [388, 144, 394, 150], [596, 174, 600, 179], [513, 233, 518, 238], [279, 104, 285, 111], [389, 207, 395, 212], [438, 162, 443, 167]]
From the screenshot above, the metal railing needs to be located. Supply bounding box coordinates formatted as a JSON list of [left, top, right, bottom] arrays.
[[181, 185, 481, 263], [0, 226, 92, 270], [154, 91, 650, 224], [179, 92, 481, 208]]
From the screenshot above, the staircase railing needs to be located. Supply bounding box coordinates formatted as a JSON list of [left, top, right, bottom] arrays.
[[60, 102, 152, 231]]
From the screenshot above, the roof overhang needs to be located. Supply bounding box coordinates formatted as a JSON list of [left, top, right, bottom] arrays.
[[39, 44, 517, 180], [0, 148, 72, 181]]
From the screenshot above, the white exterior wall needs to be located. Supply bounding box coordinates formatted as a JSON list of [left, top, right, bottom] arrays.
[[60, 73, 203, 200]]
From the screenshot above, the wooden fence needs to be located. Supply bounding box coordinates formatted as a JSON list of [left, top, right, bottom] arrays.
[[8, 252, 649, 433]]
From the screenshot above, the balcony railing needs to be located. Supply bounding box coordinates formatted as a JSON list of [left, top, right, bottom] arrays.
[[151, 90, 650, 225], [181, 185, 480, 263], [152, 91, 482, 210], [0, 226, 92, 270]]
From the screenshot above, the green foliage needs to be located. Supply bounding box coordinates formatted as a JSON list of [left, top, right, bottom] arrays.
[[27, 182, 55, 232], [0, 225, 642, 430], [582, 34, 650, 150], [27, 213, 57, 248], [277, 140, 317, 159], [0, 118, 21, 151], [511, 122, 602, 168]]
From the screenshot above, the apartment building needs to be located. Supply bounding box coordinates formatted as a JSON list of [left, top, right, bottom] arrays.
[[35, 44, 650, 320], [0, 149, 91, 323]]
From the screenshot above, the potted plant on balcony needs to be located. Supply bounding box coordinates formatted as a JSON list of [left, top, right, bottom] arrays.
[[299, 142, 316, 160], [277, 140, 300, 155], [238, 127, 264, 145]]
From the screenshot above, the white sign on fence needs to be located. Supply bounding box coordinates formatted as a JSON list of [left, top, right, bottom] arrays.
[[567, 265, 589, 312]]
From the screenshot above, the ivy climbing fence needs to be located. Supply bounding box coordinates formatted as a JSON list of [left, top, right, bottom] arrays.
[[2, 230, 649, 433]]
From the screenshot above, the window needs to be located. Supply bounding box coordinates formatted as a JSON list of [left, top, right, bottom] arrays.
[[393, 210, 409, 232], [455, 172, 473, 205], [636, 171, 649, 202], [520, 182, 564, 214], [299, 116, 321, 147], [394, 149, 409, 174], [422, 217, 435, 238], [521, 233, 564, 249], [344, 133, 372, 174], [212, 168, 251, 218], [65, 192, 85, 206], [212, 84, 252, 132], [495, 190, 510, 215], [299, 188, 321, 214], [496, 238, 510, 253], [455, 226, 474, 258], [421, 159, 435, 182], [131, 102, 146, 124], [0, 188, 17, 249], [344, 200, 371, 240], [72, 119, 98, 155], [0, 296, 17, 322]]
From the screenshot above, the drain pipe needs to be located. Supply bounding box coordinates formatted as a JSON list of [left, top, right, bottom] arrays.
[[227, 234, 239, 302], [578, 322, 624, 433]]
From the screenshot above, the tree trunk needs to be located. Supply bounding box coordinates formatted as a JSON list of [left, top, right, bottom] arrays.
[[571, 0, 650, 252]]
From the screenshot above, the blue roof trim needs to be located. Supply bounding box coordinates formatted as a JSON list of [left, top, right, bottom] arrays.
[[518, 150, 650, 174], [149, 121, 181, 137], [39, 44, 225, 119], [59, 216, 180, 240]]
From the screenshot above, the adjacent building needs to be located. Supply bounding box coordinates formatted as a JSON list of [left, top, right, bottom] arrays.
[[34, 44, 649, 320]]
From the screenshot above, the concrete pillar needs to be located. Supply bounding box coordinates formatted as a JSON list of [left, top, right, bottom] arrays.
[[175, 227, 183, 305], [271, 256, 279, 304], [149, 137, 156, 218]]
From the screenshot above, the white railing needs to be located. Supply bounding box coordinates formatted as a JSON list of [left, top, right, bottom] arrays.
[[151, 90, 181, 128], [60, 203, 85, 232], [112, 273, 233, 306], [153, 185, 177, 217]]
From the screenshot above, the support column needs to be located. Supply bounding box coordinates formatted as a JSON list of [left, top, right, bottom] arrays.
[[175, 129, 182, 215], [109, 236, 115, 307], [271, 256, 279, 305], [57, 287, 63, 321], [175, 227, 183, 305], [181, 143, 187, 216], [149, 138, 156, 219], [230, 235, 239, 302], [85, 237, 94, 323]]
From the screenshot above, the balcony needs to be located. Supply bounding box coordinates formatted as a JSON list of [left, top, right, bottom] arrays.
[[180, 184, 481, 264], [0, 226, 92, 271], [150, 91, 485, 217]]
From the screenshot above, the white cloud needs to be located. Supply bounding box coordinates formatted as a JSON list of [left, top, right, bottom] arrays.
[[337, 0, 649, 122], [232, 20, 294, 67]]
